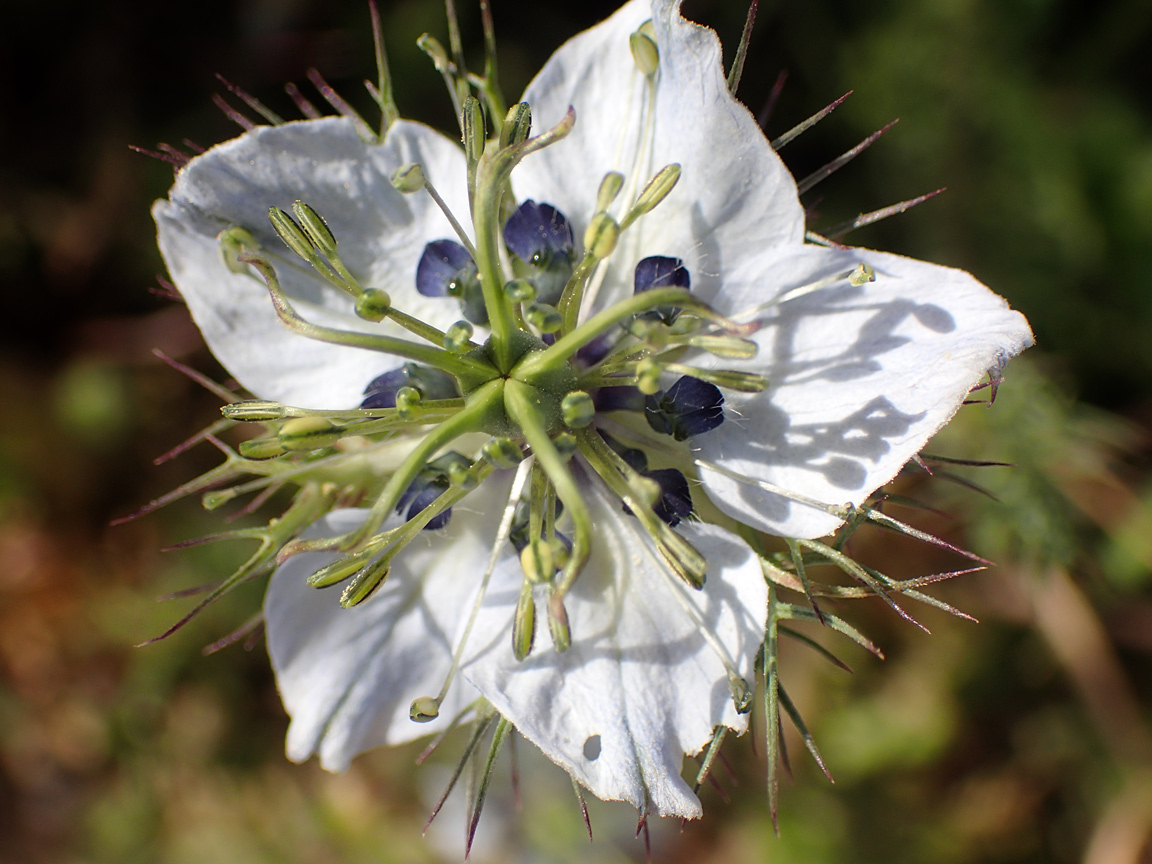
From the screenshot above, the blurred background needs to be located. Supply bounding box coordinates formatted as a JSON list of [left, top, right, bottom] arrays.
[[1, 0, 1150, 861]]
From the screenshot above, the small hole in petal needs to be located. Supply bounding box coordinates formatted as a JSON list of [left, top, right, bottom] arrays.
[[583, 735, 601, 761]]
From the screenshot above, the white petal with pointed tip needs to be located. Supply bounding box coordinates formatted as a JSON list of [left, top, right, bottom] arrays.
[[462, 478, 766, 817], [511, 0, 804, 312], [265, 479, 514, 771], [693, 245, 1034, 538], [154, 118, 470, 409]]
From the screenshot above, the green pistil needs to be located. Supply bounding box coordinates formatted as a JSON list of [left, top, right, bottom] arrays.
[[503, 378, 590, 651], [514, 286, 732, 380], [556, 255, 603, 335], [472, 158, 520, 371], [471, 109, 576, 372]]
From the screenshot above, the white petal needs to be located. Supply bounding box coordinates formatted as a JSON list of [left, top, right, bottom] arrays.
[[695, 245, 1034, 538], [154, 118, 470, 408], [462, 478, 766, 817], [512, 0, 804, 309], [264, 477, 515, 771]]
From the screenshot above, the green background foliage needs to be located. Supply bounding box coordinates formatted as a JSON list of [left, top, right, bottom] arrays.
[[0, 1, 1149, 861]]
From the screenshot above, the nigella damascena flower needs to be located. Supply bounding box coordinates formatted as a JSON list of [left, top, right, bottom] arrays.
[[150, 0, 1031, 826]]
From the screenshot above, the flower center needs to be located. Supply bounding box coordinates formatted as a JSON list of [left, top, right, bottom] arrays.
[[220, 87, 766, 667]]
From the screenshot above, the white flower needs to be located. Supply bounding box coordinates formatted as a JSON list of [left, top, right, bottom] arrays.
[[152, 0, 1031, 822]]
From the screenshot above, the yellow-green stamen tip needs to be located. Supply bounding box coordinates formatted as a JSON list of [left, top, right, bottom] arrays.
[[391, 163, 426, 193], [583, 212, 619, 260], [410, 696, 441, 723], [269, 207, 315, 261], [630, 27, 659, 77], [238, 436, 287, 460]]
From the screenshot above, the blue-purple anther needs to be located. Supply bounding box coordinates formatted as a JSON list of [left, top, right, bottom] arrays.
[[503, 200, 575, 306], [396, 476, 452, 531], [415, 239, 487, 324], [645, 468, 694, 527], [601, 433, 695, 527], [595, 376, 726, 442], [644, 375, 725, 441], [634, 256, 690, 325], [395, 452, 471, 531]]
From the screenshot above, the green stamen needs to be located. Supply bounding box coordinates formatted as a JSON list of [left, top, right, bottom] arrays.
[[239, 254, 498, 387], [619, 164, 680, 231], [238, 437, 288, 460], [596, 172, 625, 211], [221, 400, 287, 421], [499, 101, 532, 148], [462, 96, 485, 199], [512, 581, 537, 660], [662, 363, 768, 393]]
